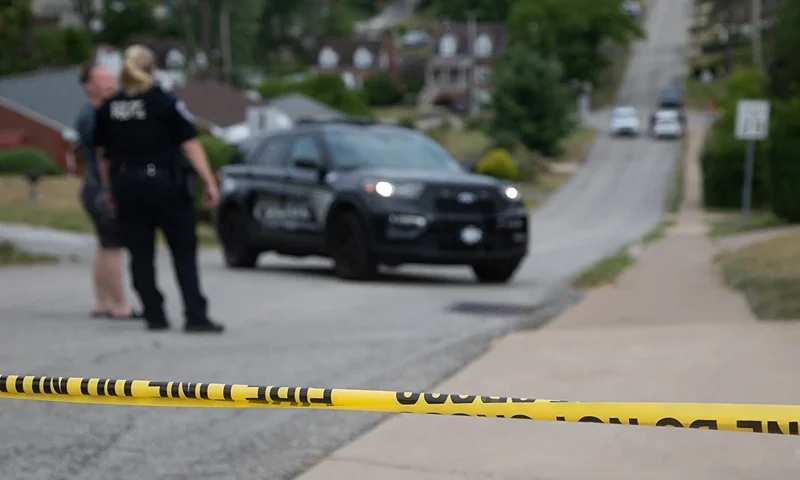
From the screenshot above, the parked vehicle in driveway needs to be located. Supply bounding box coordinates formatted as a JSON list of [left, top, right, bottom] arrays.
[[214, 118, 529, 283], [649, 110, 684, 139], [609, 106, 641, 137]]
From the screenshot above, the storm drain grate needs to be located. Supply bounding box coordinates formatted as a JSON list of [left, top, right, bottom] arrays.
[[448, 301, 538, 317]]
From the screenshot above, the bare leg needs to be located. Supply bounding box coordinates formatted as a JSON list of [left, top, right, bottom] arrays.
[[97, 248, 133, 316], [92, 249, 112, 313]]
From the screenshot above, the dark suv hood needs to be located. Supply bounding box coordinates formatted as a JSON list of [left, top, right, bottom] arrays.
[[354, 167, 504, 187]]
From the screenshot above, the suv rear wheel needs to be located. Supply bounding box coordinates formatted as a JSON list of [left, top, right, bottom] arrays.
[[329, 211, 377, 280], [472, 258, 522, 284], [219, 206, 260, 269]]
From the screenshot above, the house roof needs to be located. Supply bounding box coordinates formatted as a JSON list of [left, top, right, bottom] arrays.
[[173, 79, 266, 128], [267, 93, 346, 122], [0, 65, 86, 131], [315, 37, 385, 70], [433, 22, 508, 58]]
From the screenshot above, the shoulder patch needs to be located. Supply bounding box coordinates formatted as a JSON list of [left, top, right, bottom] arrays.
[[175, 100, 194, 122]]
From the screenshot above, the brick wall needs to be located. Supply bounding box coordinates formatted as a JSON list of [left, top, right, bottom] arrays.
[[0, 103, 72, 173]]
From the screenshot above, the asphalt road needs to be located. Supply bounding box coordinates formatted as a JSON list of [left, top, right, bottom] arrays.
[[0, 1, 689, 479]]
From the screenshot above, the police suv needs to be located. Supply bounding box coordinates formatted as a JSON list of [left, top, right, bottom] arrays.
[[213, 119, 529, 283]]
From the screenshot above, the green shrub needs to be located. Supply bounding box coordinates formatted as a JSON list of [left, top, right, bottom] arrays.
[[199, 135, 235, 172], [0, 147, 61, 176], [398, 116, 415, 129], [492, 131, 520, 151], [767, 96, 800, 222], [476, 148, 519, 180], [700, 66, 771, 209], [258, 77, 291, 100], [362, 73, 404, 106], [195, 136, 235, 216]]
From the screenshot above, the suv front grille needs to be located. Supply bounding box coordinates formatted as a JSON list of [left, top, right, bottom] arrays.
[[429, 186, 498, 214]]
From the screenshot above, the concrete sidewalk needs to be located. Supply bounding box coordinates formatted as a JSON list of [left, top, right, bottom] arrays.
[[295, 126, 800, 478]]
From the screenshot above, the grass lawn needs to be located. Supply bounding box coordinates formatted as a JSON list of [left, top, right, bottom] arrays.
[[716, 229, 800, 319], [435, 128, 493, 160], [707, 210, 787, 237], [669, 136, 688, 213], [572, 248, 636, 289], [685, 76, 728, 110], [0, 240, 57, 266], [0, 177, 220, 247], [373, 105, 418, 121]]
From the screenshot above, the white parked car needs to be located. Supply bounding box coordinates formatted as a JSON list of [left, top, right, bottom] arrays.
[[621, 0, 643, 17], [650, 110, 684, 139], [609, 106, 641, 137]]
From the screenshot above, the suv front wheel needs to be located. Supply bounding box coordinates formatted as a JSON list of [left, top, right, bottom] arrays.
[[329, 211, 377, 280], [472, 258, 522, 284], [219, 206, 260, 269]]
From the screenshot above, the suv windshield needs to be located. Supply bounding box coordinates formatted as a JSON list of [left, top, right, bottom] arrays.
[[324, 129, 464, 172]]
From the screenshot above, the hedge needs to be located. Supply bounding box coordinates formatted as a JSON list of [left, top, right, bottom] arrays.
[[476, 148, 519, 180], [767, 97, 800, 222], [0, 147, 61, 176]]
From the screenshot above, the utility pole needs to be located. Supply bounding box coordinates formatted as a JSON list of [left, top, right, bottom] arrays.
[[751, 0, 763, 72], [219, 0, 233, 83]]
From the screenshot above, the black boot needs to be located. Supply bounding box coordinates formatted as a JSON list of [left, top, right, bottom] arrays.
[[184, 319, 225, 333]]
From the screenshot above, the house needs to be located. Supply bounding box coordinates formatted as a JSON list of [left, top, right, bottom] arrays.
[[173, 80, 346, 144], [92, 39, 207, 92], [313, 34, 399, 89], [417, 20, 508, 112], [0, 66, 88, 172], [688, 0, 787, 76], [30, 0, 104, 28]]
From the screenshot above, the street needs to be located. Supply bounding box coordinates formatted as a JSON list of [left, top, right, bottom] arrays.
[[0, 1, 688, 479]]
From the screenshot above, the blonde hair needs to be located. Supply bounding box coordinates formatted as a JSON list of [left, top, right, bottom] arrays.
[[119, 44, 156, 96]]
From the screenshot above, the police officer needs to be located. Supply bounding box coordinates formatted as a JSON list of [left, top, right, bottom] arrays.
[[93, 44, 224, 333]]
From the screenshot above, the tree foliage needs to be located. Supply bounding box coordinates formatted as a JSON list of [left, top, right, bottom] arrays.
[[768, 0, 800, 99], [506, 0, 643, 84], [0, 2, 92, 75], [425, 0, 516, 22], [489, 48, 575, 156], [258, 73, 371, 116]]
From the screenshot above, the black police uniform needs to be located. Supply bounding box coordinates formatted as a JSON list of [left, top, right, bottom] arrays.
[[93, 85, 223, 333]]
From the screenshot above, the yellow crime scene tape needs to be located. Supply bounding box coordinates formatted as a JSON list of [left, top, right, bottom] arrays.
[[1, 374, 798, 436]]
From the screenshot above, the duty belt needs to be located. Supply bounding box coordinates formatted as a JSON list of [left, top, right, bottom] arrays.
[[118, 163, 170, 178]]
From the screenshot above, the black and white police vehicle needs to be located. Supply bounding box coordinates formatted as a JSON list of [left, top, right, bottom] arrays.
[[213, 119, 529, 283]]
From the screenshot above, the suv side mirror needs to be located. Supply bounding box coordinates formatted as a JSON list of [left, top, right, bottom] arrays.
[[293, 157, 321, 170]]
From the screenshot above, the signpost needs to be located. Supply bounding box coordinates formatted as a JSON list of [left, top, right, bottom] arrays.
[[734, 99, 770, 227]]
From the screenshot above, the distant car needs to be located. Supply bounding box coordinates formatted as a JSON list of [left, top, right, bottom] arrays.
[[659, 86, 683, 109], [609, 106, 641, 137], [213, 118, 529, 283], [650, 110, 683, 139], [620, 0, 643, 17], [402, 30, 430, 47]]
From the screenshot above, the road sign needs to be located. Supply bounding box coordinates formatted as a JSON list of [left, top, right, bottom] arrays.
[[735, 99, 770, 140]]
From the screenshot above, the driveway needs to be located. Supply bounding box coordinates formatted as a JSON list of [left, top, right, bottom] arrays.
[[0, 1, 688, 479]]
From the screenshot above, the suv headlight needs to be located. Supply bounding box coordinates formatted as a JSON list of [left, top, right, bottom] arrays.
[[364, 180, 425, 199], [502, 185, 521, 201]]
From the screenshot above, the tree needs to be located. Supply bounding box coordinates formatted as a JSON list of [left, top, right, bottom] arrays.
[[768, 0, 800, 99], [98, 0, 160, 46], [506, 0, 643, 85], [426, 0, 516, 22], [70, 0, 100, 29], [490, 48, 575, 156], [0, 1, 35, 75], [767, 96, 800, 221]]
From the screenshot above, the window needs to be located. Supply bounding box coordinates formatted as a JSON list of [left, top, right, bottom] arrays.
[[324, 128, 463, 172], [439, 34, 457, 56], [474, 35, 492, 57], [318, 47, 339, 68], [475, 66, 491, 83], [288, 136, 322, 164], [353, 46, 373, 69], [251, 135, 292, 167]]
